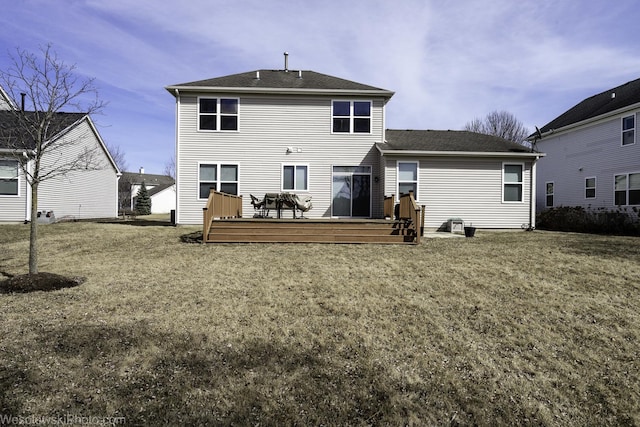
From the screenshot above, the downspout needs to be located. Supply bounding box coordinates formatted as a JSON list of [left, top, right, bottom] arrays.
[[173, 88, 180, 225], [529, 156, 538, 230]]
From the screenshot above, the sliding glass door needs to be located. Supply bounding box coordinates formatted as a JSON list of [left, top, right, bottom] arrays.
[[332, 166, 371, 217]]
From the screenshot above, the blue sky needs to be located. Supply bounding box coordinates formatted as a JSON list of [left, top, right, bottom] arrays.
[[2, 0, 639, 174]]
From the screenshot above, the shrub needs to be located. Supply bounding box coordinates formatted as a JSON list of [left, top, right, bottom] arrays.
[[537, 206, 640, 235]]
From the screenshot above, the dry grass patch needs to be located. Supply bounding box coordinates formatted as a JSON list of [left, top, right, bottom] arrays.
[[0, 222, 639, 425]]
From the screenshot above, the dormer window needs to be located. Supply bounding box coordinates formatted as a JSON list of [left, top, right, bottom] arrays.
[[199, 97, 239, 131], [622, 115, 635, 146], [332, 100, 371, 133]]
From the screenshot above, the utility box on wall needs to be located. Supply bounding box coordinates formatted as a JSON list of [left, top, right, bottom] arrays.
[[447, 218, 464, 233]]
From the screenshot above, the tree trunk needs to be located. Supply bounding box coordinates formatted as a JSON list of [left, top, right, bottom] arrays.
[[29, 181, 38, 275]]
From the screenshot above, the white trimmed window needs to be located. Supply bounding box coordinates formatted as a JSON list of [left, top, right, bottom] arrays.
[[585, 177, 596, 199], [503, 163, 524, 202], [332, 100, 371, 133], [198, 163, 239, 199], [398, 161, 418, 200], [546, 181, 554, 207], [0, 159, 19, 196], [282, 165, 308, 191], [622, 115, 635, 146], [614, 172, 640, 206], [198, 97, 239, 131]]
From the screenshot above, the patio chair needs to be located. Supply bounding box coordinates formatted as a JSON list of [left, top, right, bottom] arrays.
[[250, 194, 268, 217]]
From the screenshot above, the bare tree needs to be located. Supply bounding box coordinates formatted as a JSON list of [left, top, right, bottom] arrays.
[[0, 44, 106, 274], [464, 110, 529, 145], [106, 142, 128, 172], [163, 154, 175, 179]]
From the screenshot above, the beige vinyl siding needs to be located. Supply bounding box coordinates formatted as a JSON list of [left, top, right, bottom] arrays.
[[536, 111, 640, 210], [0, 159, 28, 221], [37, 120, 119, 219], [176, 93, 386, 224], [384, 156, 533, 229]]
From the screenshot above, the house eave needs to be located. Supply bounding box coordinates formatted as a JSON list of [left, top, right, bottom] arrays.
[[376, 147, 545, 158], [530, 100, 640, 141], [165, 85, 395, 98]]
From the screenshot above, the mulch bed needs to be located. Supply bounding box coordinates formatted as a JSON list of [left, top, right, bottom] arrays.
[[0, 272, 85, 294]]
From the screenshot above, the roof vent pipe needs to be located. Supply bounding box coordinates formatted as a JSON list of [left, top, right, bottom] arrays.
[[611, 92, 616, 99], [284, 52, 289, 72], [139, 167, 144, 174], [20, 93, 26, 111], [298, 70, 302, 79], [256, 71, 260, 79]]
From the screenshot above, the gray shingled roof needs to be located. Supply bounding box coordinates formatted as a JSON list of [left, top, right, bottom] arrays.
[[380, 129, 534, 153], [0, 110, 85, 150], [538, 77, 640, 134], [121, 171, 174, 186], [167, 69, 393, 95], [147, 182, 175, 197]]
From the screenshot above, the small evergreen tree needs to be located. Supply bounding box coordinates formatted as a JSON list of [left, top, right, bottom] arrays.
[[135, 181, 151, 215]]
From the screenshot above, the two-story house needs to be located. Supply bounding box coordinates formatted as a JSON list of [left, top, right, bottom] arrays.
[[0, 88, 120, 222], [533, 77, 640, 212], [166, 62, 543, 229]]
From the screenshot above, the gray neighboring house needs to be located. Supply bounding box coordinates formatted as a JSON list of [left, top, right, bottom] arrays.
[[166, 64, 544, 229], [0, 105, 120, 222], [120, 169, 175, 214], [532, 77, 640, 212]]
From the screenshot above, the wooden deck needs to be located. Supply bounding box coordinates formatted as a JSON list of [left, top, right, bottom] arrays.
[[204, 218, 420, 244], [201, 190, 422, 244]]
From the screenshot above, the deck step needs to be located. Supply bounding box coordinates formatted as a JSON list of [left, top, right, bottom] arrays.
[[205, 219, 418, 244]]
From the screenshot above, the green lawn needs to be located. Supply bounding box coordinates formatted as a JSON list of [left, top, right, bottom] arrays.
[[1, 221, 639, 425]]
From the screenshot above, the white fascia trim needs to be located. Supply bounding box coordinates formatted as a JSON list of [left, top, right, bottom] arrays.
[[376, 148, 545, 159], [165, 85, 395, 98]]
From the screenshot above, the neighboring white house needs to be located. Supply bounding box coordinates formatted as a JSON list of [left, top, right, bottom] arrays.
[[532, 77, 640, 212], [0, 106, 120, 222], [120, 169, 175, 214], [166, 60, 543, 229], [0, 86, 15, 110]]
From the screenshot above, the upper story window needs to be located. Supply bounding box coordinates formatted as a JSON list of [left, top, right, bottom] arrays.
[[199, 97, 239, 131], [622, 115, 635, 146], [503, 163, 524, 202], [332, 100, 371, 133], [398, 161, 418, 200], [614, 172, 640, 206], [545, 182, 554, 207], [585, 177, 596, 199], [0, 159, 19, 196], [198, 163, 239, 199], [282, 165, 308, 191]]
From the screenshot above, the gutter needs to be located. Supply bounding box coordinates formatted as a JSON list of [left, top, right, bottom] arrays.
[[376, 147, 545, 159], [165, 85, 395, 98]]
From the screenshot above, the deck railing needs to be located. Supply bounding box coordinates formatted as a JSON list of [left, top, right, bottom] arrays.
[[397, 191, 422, 244], [203, 190, 243, 239], [383, 194, 396, 219]]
